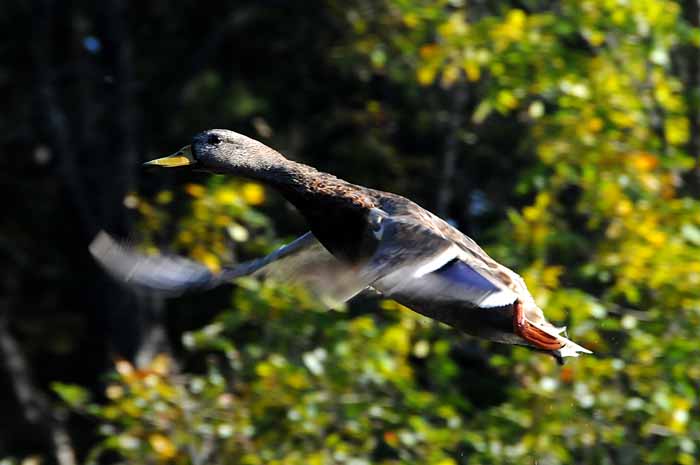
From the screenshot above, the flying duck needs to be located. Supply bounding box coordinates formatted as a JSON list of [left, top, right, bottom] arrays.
[[90, 129, 591, 362]]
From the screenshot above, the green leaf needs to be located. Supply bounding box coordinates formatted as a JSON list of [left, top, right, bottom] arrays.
[[51, 382, 90, 408]]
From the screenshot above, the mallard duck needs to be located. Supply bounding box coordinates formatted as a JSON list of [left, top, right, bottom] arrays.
[[90, 129, 591, 362]]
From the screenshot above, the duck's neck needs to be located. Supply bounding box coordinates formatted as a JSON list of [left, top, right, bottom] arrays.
[[245, 158, 374, 209], [242, 159, 378, 262]]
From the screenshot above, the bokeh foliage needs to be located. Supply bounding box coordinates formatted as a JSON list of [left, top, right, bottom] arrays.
[[6, 0, 700, 464]]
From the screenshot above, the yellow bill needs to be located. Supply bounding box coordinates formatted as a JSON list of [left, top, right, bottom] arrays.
[[143, 145, 195, 167]]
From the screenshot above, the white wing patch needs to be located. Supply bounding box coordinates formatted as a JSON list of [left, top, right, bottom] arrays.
[[478, 289, 518, 308], [412, 245, 460, 278]]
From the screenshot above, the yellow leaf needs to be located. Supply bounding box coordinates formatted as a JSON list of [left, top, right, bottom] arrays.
[[148, 433, 177, 459], [611, 10, 626, 25], [441, 65, 460, 87], [256, 361, 274, 378], [242, 182, 265, 205], [497, 90, 518, 110], [192, 202, 209, 221], [122, 399, 142, 417], [156, 382, 177, 400], [434, 458, 457, 465], [115, 359, 134, 378], [286, 372, 309, 389], [586, 117, 603, 133], [505, 9, 526, 29], [523, 206, 538, 222], [669, 407, 689, 433], [630, 152, 659, 172], [150, 354, 171, 376], [215, 214, 231, 227], [419, 44, 439, 60], [177, 230, 194, 244], [403, 13, 419, 28], [366, 100, 381, 114], [610, 111, 634, 128], [666, 117, 689, 145], [155, 190, 173, 204], [417, 65, 437, 86], [379, 300, 405, 312], [464, 61, 480, 81], [493, 9, 526, 46], [215, 188, 239, 205], [185, 183, 205, 198], [647, 230, 667, 247], [438, 12, 467, 38], [383, 431, 399, 446], [542, 266, 563, 288], [192, 247, 221, 273], [616, 199, 633, 216], [383, 325, 410, 354], [201, 253, 221, 273], [105, 384, 124, 400], [586, 29, 605, 47]]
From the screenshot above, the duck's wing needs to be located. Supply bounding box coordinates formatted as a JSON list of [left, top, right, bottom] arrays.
[[362, 210, 590, 358], [90, 231, 223, 296], [363, 214, 517, 308], [89, 231, 369, 305]]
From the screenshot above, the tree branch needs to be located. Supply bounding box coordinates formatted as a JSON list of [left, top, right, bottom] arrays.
[[0, 304, 77, 465]]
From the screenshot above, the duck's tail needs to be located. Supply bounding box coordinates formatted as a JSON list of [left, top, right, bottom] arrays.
[[513, 300, 592, 361]]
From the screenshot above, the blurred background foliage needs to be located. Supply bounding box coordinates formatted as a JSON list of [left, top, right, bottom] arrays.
[[4, 0, 700, 463]]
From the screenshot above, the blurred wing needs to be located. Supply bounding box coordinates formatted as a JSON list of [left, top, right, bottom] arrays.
[[89, 231, 370, 305], [89, 232, 221, 297], [249, 234, 371, 306]]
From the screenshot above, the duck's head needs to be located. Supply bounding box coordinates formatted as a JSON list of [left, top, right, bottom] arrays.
[[144, 129, 286, 175]]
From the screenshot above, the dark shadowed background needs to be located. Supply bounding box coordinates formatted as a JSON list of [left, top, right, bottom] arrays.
[[3, 1, 700, 464]]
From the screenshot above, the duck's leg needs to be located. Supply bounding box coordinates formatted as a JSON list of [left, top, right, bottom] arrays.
[[512, 299, 563, 351]]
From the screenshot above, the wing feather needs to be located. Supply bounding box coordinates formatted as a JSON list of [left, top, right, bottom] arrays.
[[90, 231, 369, 305], [359, 215, 516, 309]]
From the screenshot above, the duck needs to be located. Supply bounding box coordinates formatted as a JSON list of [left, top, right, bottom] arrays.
[[90, 129, 591, 362]]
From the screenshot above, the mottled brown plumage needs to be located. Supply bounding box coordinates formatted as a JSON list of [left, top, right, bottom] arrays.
[[268, 166, 379, 263]]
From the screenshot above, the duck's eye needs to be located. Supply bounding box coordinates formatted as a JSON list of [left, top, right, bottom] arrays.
[[207, 134, 222, 145]]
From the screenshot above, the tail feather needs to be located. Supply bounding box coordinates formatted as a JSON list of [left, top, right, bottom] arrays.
[[533, 320, 592, 358]]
